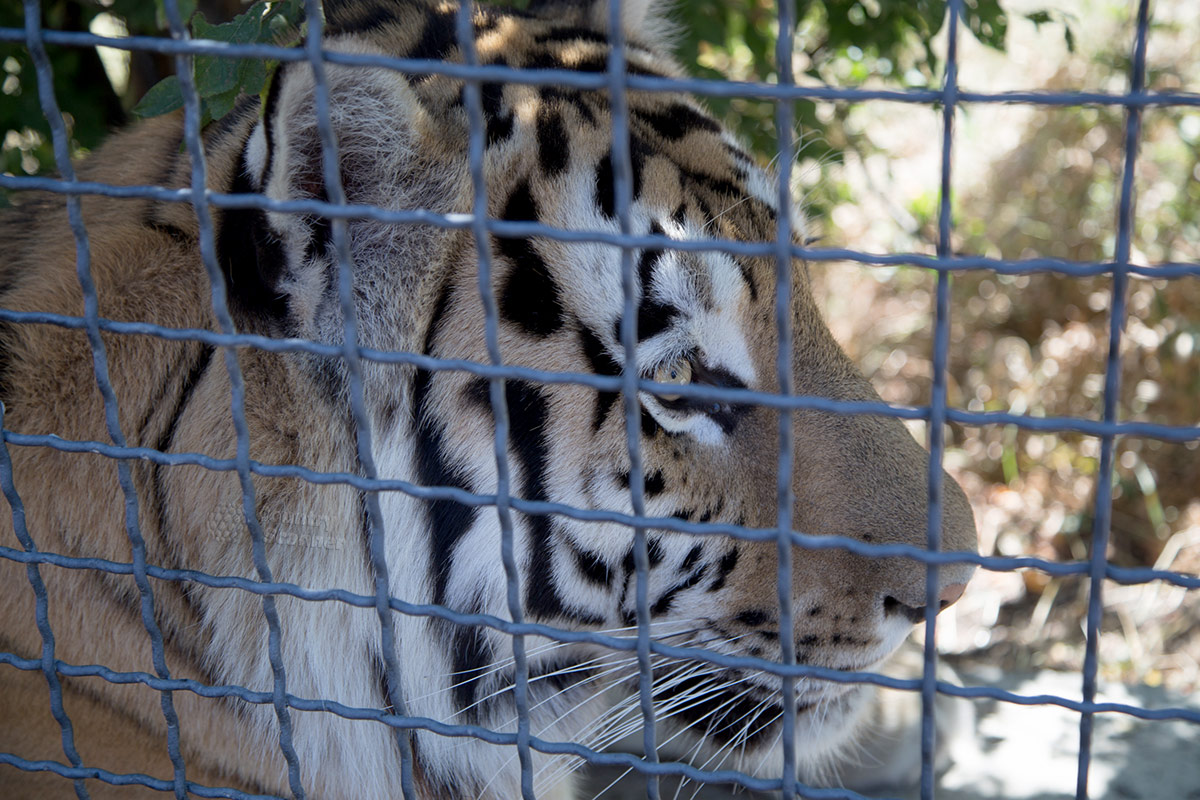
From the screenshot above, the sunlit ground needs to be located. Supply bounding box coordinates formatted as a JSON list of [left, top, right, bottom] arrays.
[[804, 0, 1199, 697]]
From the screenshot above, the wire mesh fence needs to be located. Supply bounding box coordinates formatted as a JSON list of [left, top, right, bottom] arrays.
[[1, 0, 1199, 799]]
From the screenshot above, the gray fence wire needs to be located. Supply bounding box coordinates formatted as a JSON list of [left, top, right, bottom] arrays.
[[1, 0, 1199, 799]]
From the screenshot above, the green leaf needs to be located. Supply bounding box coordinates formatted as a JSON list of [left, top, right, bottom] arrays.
[[264, 0, 306, 31], [177, 0, 197, 23], [238, 53, 270, 98], [967, 0, 1008, 50], [195, 7, 265, 46], [192, 12, 264, 98], [203, 86, 242, 123], [152, 0, 197, 28], [133, 75, 184, 117]]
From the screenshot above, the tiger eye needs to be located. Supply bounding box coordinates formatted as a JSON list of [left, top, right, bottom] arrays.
[[653, 359, 693, 401]]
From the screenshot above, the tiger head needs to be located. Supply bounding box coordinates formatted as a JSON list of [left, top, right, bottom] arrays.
[[232, 0, 981, 792], [225, 0, 978, 792]]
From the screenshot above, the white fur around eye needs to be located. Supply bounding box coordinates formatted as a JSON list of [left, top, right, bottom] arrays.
[[640, 395, 727, 446]]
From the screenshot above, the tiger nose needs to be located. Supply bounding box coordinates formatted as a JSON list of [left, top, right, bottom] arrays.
[[883, 581, 968, 624], [939, 581, 967, 608]]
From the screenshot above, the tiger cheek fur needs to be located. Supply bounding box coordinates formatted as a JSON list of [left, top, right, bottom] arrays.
[[0, 1, 977, 798]]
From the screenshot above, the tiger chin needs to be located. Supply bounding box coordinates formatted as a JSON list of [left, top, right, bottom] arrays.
[[0, 0, 977, 798]]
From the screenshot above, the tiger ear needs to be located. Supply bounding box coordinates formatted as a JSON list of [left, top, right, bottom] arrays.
[[526, 0, 676, 50], [236, 50, 464, 331], [254, 51, 452, 229]]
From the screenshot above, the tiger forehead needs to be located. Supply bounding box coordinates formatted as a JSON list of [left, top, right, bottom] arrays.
[[323, 0, 781, 234], [326, 0, 678, 72]]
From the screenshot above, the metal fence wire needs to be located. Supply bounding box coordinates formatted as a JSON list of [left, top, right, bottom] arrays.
[[2, 0, 1200, 798]]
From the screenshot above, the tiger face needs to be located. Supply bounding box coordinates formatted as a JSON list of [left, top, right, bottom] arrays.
[[0, 0, 976, 798]]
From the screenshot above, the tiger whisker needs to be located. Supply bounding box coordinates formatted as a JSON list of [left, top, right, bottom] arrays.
[[442, 619, 701, 680], [580, 667, 738, 757], [565, 665, 722, 766], [663, 682, 764, 800], [748, 712, 787, 778], [573, 667, 720, 750], [556, 680, 724, 796], [589, 762, 638, 800], [430, 623, 707, 710], [456, 650, 644, 720], [733, 693, 778, 771], [497, 658, 709, 792]]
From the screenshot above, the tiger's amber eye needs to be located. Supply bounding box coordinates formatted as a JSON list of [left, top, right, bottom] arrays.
[[653, 359, 692, 401]]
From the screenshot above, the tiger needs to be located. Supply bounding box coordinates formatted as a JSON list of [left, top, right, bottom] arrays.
[[0, 0, 978, 797]]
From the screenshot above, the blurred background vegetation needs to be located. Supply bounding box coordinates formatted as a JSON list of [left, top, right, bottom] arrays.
[[2, 1, 1198, 691]]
